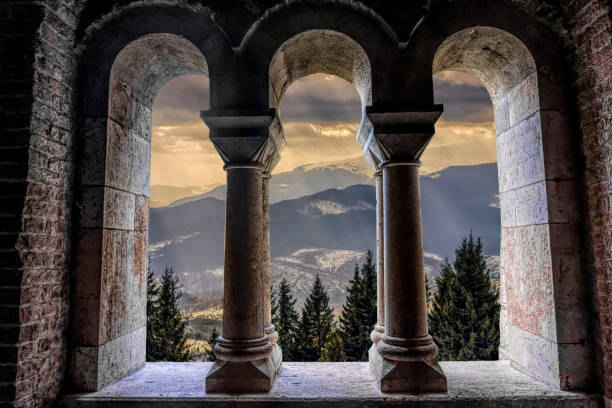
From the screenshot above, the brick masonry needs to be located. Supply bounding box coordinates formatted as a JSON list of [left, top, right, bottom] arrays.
[[1, 1, 82, 406], [0, 0, 610, 406], [560, 0, 612, 404]]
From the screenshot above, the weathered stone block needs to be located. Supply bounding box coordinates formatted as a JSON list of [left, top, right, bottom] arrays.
[[549, 223, 588, 344], [499, 190, 516, 228], [557, 343, 592, 391], [368, 346, 447, 393], [108, 79, 133, 129], [78, 186, 104, 229], [546, 179, 579, 224], [504, 323, 560, 389], [205, 344, 282, 393], [514, 181, 549, 226], [494, 93, 510, 136], [100, 229, 134, 344], [508, 72, 539, 128], [502, 225, 556, 342], [98, 331, 132, 390], [129, 132, 150, 197], [540, 110, 578, 180], [80, 118, 107, 186], [129, 327, 146, 373], [105, 120, 132, 192], [72, 228, 103, 346], [103, 187, 135, 230], [70, 346, 99, 391], [131, 100, 152, 141], [496, 113, 545, 193], [134, 195, 149, 232]]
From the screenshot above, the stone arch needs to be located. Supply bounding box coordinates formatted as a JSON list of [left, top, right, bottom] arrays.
[[257, 28, 374, 174], [424, 22, 588, 390], [238, 1, 398, 108], [269, 29, 372, 110], [70, 15, 221, 390]]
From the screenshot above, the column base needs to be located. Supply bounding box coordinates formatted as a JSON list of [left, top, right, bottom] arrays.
[[370, 325, 384, 344], [205, 343, 282, 393], [368, 344, 447, 393]]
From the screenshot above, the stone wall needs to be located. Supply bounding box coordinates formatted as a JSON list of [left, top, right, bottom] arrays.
[[561, 0, 612, 403], [0, 0, 611, 406], [69, 33, 207, 391], [0, 0, 80, 406]]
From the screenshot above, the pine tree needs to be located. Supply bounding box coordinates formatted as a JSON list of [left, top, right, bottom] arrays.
[[339, 263, 367, 361], [272, 278, 301, 361], [146, 264, 161, 361], [428, 233, 500, 360], [360, 250, 377, 334], [425, 275, 433, 308], [206, 327, 219, 362], [319, 327, 346, 362], [297, 275, 334, 361], [148, 266, 193, 362]]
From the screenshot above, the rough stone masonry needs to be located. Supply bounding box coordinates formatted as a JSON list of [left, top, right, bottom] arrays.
[[0, 0, 610, 407]]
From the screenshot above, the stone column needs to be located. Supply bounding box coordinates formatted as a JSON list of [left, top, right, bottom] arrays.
[[366, 107, 447, 393], [201, 108, 285, 393], [370, 170, 385, 345], [262, 173, 280, 352]]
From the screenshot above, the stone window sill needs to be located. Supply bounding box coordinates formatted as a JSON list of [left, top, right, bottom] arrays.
[[61, 361, 595, 407]]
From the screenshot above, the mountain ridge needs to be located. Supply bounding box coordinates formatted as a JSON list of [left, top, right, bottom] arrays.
[[148, 162, 500, 307]]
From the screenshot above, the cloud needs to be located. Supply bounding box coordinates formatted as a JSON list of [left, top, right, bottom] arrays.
[[434, 71, 484, 87], [279, 74, 362, 123], [433, 72, 493, 123], [153, 75, 210, 126], [273, 121, 363, 173], [151, 122, 212, 154], [150, 120, 224, 187], [421, 120, 497, 174], [149, 72, 498, 194]]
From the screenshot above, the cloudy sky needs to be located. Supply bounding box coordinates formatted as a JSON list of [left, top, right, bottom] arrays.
[[150, 71, 496, 196]]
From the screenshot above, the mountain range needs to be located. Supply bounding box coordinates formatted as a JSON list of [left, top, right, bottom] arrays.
[[148, 161, 500, 308]]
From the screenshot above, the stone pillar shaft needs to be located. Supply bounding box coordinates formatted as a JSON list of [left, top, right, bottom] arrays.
[[206, 163, 280, 393], [383, 163, 427, 339], [202, 108, 284, 393], [369, 161, 447, 393], [371, 170, 385, 343], [222, 165, 265, 341], [262, 174, 278, 345]]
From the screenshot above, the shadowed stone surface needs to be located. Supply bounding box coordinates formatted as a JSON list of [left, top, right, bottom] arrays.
[[3, 1, 611, 405], [61, 361, 596, 407]]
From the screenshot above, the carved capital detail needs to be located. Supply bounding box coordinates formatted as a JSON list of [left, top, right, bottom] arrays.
[[201, 108, 286, 171], [362, 105, 443, 164]]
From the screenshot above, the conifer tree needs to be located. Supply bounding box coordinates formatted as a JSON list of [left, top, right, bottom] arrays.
[[360, 250, 377, 332], [429, 233, 500, 360], [297, 275, 334, 361], [146, 265, 161, 361], [319, 327, 346, 362], [425, 275, 433, 307], [272, 278, 301, 361], [339, 263, 367, 361], [206, 327, 219, 362], [148, 266, 193, 362]]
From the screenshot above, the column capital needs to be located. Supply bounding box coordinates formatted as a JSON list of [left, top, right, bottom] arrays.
[[364, 105, 443, 163], [201, 108, 286, 171]]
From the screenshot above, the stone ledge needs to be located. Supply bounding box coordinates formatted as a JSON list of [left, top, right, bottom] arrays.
[[61, 361, 598, 407]]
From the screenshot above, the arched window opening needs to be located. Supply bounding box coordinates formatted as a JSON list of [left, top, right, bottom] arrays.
[[266, 29, 376, 363], [428, 69, 500, 361], [432, 26, 589, 390], [71, 33, 210, 390], [270, 73, 375, 362], [147, 74, 223, 363]]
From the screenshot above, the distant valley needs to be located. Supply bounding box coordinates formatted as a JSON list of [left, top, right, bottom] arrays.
[[149, 160, 500, 308]]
